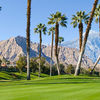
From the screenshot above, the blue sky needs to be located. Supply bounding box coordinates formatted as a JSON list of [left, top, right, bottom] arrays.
[[0, 0, 100, 45]]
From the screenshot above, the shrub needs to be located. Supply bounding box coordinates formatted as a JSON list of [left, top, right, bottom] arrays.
[[65, 64, 75, 74], [16, 55, 27, 74], [0, 59, 2, 66], [30, 57, 38, 73], [80, 67, 90, 75], [52, 65, 58, 75], [59, 64, 65, 74]]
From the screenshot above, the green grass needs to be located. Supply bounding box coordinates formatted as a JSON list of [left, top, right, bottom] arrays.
[[0, 72, 100, 100]]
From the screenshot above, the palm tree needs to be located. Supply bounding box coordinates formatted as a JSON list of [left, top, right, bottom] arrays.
[[26, 0, 31, 80], [48, 27, 55, 76], [92, 4, 100, 72], [34, 23, 47, 77], [58, 37, 64, 45], [94, 4, 100, 36], [58, 37, 64, 56], [71, 11, 89, 52], [58, 37, 64, 63], [48, 11, 67, 75], [0, 7, 1, 11], [90, 55, 100, 74], [74, 0, 98, 76]]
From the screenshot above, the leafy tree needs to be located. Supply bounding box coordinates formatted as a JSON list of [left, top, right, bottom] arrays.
[[59, 64, 65, 74], [0, 59, 2, 66], [80, 67, 90, 75], [34, 23, 47, 77], [94, 4, 100, 36], [75, 0, 98, 76], [26, 0, 31, 80], [48, 11, 67, 75], [48, 27, 55, 76], [71, 11, 89, 52], [52, 65, 58, 75], [6, 61, 10, 65], [40, 57, 50, 74], [66, 64, 75, 74], [16, 56, 27, 74], [30, 57, 38, 73], [2, 57, 7, 63]]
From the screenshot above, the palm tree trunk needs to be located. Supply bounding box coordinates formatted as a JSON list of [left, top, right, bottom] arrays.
[[26, 0, 31, 80], [50, 32, 54, 76], [58, 43, 61, 57], [99, 16, 100, 36], [74, 0, 98, 76], [90, 55, 100, 74], [56, 55, 60, 75], [39, 31, 42, 77], [76, 22, 83, 75], [79, 22, 83, 52], [55, 22, 60, 75]]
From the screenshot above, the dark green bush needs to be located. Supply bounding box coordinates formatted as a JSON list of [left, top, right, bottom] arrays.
[[60, 64, 65, 74], [65, 64, 75, 74]]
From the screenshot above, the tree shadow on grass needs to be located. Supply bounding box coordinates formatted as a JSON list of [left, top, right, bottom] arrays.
[[23, 81, 89, 85], [0, 81, 89, 86], [0, 79, 99, 87], [57, 77, 100, 80], [0, 77, 8, 80]]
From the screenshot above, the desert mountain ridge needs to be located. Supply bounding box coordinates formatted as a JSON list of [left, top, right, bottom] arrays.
[[62, 30, 100, 63], [0, 36, 94, 68]]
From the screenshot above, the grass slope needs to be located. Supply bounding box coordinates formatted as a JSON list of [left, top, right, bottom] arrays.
[[0, 72, 100, 100]]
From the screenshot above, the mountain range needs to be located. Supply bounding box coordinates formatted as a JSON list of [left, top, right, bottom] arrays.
[[62, 30, 100, 63], [0, 35, 93, 68]]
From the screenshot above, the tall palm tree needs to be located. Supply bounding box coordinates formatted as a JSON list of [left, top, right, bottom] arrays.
[[48, 11, 67, 75], [92, 4, 100, 73], [71, 11, 89, 52], [26, 0, 31, 80], [74, 0, 98, 76], [34, 23, 47, 77], [48, 27, 55, 76], [94, 4, 100, 36]]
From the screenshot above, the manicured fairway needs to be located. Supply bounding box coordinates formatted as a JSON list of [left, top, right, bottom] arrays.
[[0, 74, 100, 100]]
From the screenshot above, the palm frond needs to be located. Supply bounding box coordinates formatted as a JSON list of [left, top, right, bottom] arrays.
[[60, 22, 67, 27], [58, 37, 64, 43], [48, 31, 51, 35], [48, 21, 55, 25], [48, 11, 67, 27], [71, 10, 89, 27], [71, 21, 77, 28], [94, 4, 100, 23], [34, 23, 47, 35], [34, 28, 39, 33], [43, 27, 47, 35], [95, 17, 99, 23], [48, 27, 55, 35]]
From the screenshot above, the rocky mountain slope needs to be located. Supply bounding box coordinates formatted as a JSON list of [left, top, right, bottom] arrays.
[[62, 30, 100, 63], [0, 36, 93, 68]]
